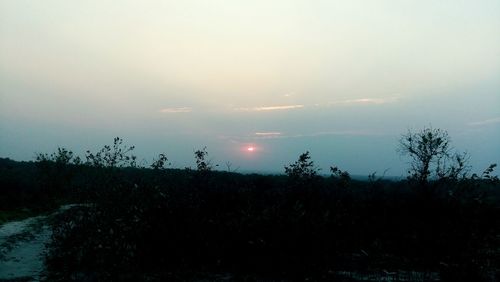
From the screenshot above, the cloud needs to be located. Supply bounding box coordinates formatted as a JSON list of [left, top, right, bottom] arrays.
[[255, 132, 282, 137], [327, 97, 399, 106], [235, 105, 304, 112], [159, 107, 192, 113], [283, 130, 386, 138], [220, 130, 384, 143], [232, 97, 397, 113], [467, 117, 500, 126]]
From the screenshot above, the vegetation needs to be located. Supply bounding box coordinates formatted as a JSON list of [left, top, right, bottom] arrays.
[[0, 128, 499, 281], [399, 127, 476, 187]]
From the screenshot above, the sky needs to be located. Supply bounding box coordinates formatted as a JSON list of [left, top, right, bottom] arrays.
[[1, 0, 499, 176]]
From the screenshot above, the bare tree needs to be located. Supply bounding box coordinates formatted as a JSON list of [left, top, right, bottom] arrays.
[[399, 127, 451, 185], [224, 161, 239, 173]]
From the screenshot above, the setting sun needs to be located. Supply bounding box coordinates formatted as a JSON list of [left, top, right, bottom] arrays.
[[247, 147, 255, 152]]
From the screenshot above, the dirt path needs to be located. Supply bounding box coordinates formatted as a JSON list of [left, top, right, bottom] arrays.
[[0, 214, 52, 282]]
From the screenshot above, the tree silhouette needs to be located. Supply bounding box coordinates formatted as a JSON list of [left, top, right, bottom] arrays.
[[35, 147, 81, 199], [151, 153, 169, 170], [194, 147, 213, 172], [85, 137, 136, 168], [399, 127, 451, 185], [284, 151, 318, 183]]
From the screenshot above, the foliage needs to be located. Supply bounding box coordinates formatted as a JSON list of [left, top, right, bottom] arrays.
[[330, 165, 351, 189], [36, 147, 81, 166], [436, 151, 471, 181], [475, 163, 499, 184], [2, 131, 500, 281], [151, 153, 169, 171], [284, 151, 319, 185], [399, 127, 452, 184], [193, 146, 215, 172], [85, 137, 136, 168], [32, 148, 81, 206]]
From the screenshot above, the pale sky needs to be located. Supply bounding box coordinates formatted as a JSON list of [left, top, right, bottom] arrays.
[[1, 0, 499, 176]]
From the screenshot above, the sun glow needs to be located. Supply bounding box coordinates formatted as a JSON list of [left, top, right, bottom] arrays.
[[241, 144, 259, 156]]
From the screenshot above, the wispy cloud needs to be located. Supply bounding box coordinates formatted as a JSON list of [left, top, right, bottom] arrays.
[[282, 130, 386, 138], [159, 107, 192, 113], [327, 97, 399, 106], [220, 130, 385, 143], [468, 117, 500, 126], [235, 105, 304, 112], [255, 132, 282, 137], [233, 97, 397, 113]]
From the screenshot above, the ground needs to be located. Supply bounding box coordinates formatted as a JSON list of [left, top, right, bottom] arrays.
[[0, 213, 52, 282]]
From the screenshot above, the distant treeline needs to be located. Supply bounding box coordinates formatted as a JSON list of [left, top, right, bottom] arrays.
[[0, 129, 499, 281]]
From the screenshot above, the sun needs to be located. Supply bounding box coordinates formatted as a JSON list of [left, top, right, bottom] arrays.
[[242, 144, 259, 155]]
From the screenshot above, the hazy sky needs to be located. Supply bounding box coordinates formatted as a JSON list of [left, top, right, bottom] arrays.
[[1, 0, 499, 176]]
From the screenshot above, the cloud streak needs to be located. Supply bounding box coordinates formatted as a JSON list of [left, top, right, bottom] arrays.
[[327, 97, 399, 106], [271, 130, 387, 139], [235, 105, 304, 112], [159, 107, 192, 113], [468, 117, 500, 126], [220, 130, 386, 143], [255, 132, 282, 137], [232, 97, 397, 113]]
